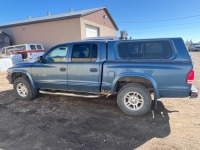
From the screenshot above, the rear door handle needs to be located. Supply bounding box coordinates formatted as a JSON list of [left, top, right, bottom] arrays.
[[60, 68, 67, 72], [90, 68, 98, 72]]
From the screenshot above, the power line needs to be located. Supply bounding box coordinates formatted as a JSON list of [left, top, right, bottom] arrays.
[[117, 14, 200, 24], [122, 22, 200, 33], [130, 21, 200, 29]]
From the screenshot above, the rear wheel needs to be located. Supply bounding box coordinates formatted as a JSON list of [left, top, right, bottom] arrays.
[[13, 77, 38, 100], [117, 83, 152, 116]]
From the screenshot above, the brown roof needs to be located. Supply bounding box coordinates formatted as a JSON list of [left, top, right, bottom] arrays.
[[0, 7, 118, 30]]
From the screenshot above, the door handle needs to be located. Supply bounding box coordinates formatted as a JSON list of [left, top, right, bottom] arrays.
[[60, 68, 67, 72], [90, 68, 98, 72]]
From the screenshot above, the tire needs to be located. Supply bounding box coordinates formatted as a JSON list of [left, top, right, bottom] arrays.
[[117, 83, 152, 116], [13, 77, 38, 100]]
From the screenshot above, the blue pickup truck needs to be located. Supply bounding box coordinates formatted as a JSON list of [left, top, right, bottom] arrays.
[[7, 37, 198, 116]]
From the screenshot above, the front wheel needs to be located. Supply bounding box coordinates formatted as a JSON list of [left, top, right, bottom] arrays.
[[13, 77, 38, 100], [117, 83, 152, 116]]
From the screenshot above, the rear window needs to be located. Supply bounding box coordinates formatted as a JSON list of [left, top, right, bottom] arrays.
[[118, 41, 172, 59], [36, 45, 43, 50]]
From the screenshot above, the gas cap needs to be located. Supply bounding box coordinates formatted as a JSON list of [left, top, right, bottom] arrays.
[[108, 71, 115, 78]]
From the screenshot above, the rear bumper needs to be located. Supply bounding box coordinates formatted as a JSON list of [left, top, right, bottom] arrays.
[[190, 85, 198, 98]]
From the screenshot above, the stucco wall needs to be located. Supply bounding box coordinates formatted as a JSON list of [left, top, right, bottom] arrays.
[[0, 9, 117, 50], [81, 9, 117, 38], [1, 18, 81, 50], [81, 18, 117, 39], [82, 9, 116, 30]]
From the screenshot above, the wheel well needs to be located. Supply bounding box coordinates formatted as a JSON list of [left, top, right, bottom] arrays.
[[11, 72, 28, 83], [116, 77, 154, 93]]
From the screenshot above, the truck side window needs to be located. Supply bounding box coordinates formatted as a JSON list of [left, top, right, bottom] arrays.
[[15, 46, 26, 51], [36, 45, 43, 50], [118, 41, 172, 59], [143, 41, 172, 58], [30, 45, 36, 50], [45, 46, 68, 63], [71, 44, 97, 62], [7, 47, 15, 53]]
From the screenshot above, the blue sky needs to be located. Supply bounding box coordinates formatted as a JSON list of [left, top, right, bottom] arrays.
[[0, 0, 200, 42]]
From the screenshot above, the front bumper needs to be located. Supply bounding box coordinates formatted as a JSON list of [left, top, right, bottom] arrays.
[[190, 85, 198, 98]]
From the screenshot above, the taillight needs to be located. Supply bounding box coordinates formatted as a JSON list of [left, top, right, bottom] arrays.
[[187, 69, 194, 84]]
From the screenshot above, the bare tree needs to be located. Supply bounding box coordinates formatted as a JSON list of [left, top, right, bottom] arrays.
[[185, 39, 189, 47], [189, 39, 193, 46]]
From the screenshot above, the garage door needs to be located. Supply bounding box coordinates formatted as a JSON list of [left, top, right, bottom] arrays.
[[86, 25, 99, 38]]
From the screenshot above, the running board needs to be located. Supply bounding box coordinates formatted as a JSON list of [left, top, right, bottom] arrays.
[[39, 90, 100, 98]]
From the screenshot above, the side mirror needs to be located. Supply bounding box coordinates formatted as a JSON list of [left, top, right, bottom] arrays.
[[37, 56, 44, 63]]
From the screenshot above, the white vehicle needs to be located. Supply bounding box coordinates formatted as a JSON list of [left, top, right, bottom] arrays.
[[188, 43, 200, 51], [0, 44, 45, 62]]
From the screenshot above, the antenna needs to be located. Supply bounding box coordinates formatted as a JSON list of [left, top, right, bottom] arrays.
[[47, 12, 51, 16], [69, 8, 73, 12]]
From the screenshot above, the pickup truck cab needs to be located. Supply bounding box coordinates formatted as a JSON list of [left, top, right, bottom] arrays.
[[7, 37, 198, 116]]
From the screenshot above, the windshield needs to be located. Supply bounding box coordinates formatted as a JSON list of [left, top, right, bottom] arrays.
[[0, 48, 5, 54]]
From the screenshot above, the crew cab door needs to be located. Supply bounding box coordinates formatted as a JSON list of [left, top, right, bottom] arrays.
[[31, 44, 69, 89], [67, 43, 101, 93]]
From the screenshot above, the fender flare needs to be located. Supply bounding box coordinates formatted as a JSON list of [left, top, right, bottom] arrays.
[[11, 70, 36, 89], [111, 72, 160, 99]]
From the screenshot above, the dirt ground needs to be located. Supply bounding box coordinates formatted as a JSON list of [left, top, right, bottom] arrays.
[[0, 52, 199, 150]]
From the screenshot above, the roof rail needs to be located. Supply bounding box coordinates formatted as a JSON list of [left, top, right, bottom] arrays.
[[84, 36, 119, 41]]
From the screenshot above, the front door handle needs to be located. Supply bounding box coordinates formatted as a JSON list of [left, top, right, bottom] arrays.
[[90, 68, 98, 72], [60, 68, 67, 72]]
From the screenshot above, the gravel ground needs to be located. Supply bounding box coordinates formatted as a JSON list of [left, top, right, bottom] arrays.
[[0, 52, 199, 150]]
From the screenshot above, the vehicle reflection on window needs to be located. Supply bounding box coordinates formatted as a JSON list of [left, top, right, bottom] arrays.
[[45, 46, 68, 63]]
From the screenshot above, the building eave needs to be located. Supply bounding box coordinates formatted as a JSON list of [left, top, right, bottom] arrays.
[[0, 7, 118, 30], [0, 15, 81, 28]]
